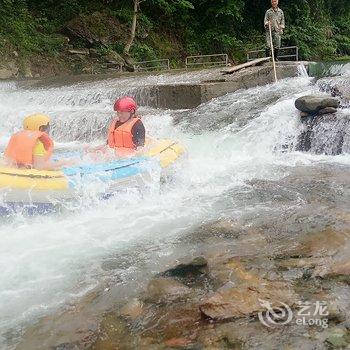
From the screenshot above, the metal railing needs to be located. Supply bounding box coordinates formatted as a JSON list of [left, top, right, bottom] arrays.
[[247, 46, 299, 62], [185, 54, 229, 69], [134, 59, 170, 72]]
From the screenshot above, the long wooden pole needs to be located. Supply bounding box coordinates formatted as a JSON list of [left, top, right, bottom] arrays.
[[268, 22, 278, 83]]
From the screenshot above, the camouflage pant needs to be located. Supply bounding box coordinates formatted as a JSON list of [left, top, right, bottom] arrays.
[[266, 30, 281, 49]]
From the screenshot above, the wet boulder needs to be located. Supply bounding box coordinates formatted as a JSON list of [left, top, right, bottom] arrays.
[[199, 259, 298, 320], [199, 279, 297, 320], [295, 95, 339, 114], [318, 106, 338, 115], [296, 112, 350, 155]]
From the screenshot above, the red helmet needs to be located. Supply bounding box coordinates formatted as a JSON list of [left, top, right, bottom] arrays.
[[114, 97, 137, 113]]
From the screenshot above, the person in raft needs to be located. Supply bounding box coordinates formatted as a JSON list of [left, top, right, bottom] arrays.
[[92, 96, 145, 157], [108, 96, 145, 156], [4, 113, 73, 170]]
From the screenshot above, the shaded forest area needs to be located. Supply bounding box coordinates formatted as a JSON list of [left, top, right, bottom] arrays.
[[0, 0, 349, 76]]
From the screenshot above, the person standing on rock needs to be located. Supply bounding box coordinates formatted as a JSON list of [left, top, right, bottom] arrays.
[[264, 0, 285, 60]]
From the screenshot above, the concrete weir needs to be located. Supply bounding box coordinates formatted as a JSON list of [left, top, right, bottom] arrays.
[[144, 61, 309, 110]]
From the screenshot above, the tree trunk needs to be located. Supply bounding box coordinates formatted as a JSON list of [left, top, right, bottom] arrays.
[[124, 0, 139, 55]]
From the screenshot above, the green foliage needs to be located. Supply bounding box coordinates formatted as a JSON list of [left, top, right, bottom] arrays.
[[131, 43, 157, 61], [0, 0, 348, 64], [113, 8, 134, 23], [0, 0, 65, 56], [148, 0, 194, 14]]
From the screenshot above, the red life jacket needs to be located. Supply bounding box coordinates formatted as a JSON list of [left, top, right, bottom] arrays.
[[107, 117, 141, 156], [4, 130, 53, 167]]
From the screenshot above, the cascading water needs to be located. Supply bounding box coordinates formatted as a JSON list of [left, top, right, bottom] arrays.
[[0, 68, 349, 349]]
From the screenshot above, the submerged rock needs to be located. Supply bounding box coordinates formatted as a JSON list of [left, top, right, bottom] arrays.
[[120, 298, 144, 320], [325, 328, 350, 348], [164, 337, 196, 348], [200, 219, 242, 238], [295, 95, 339, 114], [314, 259, 350, 280], [145, 277, 192, 303], [160, 256, 208, 279]]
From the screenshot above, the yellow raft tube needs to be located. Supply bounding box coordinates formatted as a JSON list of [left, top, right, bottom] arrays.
[[0, 138, 185, 196]]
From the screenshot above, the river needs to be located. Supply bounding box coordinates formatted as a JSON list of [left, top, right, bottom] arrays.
[[0, 66, 349, 349]]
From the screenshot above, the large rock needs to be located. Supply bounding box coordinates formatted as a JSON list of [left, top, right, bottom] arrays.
[[65, 12, 125, 46], [0, 61, 19, 79], [295, 95, 339, 113], [199, 280, 297, 320], [199, 259, 298, 320], [0, 68, 14, 79]]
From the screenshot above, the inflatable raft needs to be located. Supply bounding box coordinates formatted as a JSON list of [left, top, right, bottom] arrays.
[[0, 138, 185, 213]]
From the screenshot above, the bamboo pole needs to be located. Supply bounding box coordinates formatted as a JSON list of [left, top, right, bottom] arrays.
[[268, 22, 278, 83]]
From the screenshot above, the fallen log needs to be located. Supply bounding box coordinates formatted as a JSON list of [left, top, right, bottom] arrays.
[[222, 57, 271, 75]]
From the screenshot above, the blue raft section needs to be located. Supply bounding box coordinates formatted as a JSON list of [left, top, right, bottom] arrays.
[[0, 155, 160, 216], [63, 156, 151, 187]]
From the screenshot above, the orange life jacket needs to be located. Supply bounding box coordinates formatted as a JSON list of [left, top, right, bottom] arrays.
[[107, 117, 141, 157], [4, 130, 54, 167]]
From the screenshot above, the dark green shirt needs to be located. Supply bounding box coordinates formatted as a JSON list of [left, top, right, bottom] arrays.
[[264, 7, 285, 32]]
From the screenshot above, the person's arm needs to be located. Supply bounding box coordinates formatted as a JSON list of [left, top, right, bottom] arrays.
[[33, 155, 75, 170], [280, 10, 285, 30], [264, 10, 270, 28], [132, 120, 145, 147]]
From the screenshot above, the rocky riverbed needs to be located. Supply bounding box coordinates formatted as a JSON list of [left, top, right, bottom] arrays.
[[12, 164, 350, 350]]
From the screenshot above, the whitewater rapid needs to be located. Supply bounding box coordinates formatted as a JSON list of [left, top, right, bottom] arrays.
[[0, 69, 349, 349]]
